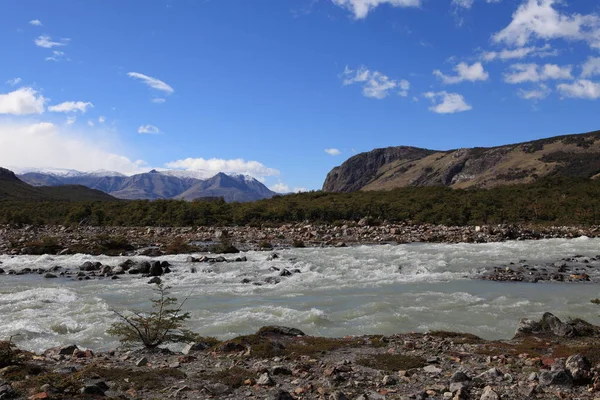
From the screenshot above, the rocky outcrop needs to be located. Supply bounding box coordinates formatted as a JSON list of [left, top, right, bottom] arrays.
[[323, 129, 600, 192]]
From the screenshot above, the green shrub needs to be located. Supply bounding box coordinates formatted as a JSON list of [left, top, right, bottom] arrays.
[[107, 284, 193, 348]]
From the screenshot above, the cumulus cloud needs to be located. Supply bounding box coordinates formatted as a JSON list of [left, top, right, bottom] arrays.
[[127, 72, 174, 94], [0, 87, 46, 115], [325, 148, 341, 156], [481, 44, 557, 62], [138, 124, 161, 134], [29, 19, 43, 26], [557, 80, 600, 99], [271, 183, 290, 193], [582, 57, 600, 78], [342, 66, 409, 99], [34, 35, 68, 48], [0, 121, 144, 174], [331, 0, 421, 19], [165, 158, 280, 179], [6, 78, 22, 86], [433, 62, 489, 84], [423, 91, 472, 114], [48, 101, 93, 113], [492, 0, 600, 49], [503, 63, 573, 83], [518, 84, 551, 100]]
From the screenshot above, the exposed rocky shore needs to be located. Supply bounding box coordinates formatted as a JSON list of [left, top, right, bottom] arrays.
[[3, 314, 600, 399], [1, 222, 599, 256]]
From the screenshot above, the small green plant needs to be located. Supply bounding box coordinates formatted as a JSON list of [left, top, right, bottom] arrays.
[[107, 284, 193, 348], [0, 337, 18, 368]]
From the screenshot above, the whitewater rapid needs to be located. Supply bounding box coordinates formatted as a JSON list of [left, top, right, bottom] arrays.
[[1, 237, 600, 353]]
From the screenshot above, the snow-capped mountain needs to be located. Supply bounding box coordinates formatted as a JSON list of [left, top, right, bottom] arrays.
[[16, 169, 276, 202]]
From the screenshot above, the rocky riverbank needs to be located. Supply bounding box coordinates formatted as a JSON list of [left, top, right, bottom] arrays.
[[2, 314, 600, 399], [1, 222, 599, 256]]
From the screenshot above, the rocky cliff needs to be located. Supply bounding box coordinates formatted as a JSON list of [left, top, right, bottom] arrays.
[[323, 130, 600, 192]]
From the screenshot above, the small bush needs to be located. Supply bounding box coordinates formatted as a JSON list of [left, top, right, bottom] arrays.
[[107, 284, 194, 348], [0, 338, 17, 368]]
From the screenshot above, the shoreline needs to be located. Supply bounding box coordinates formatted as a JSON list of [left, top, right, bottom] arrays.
[[2, 315, 600, 399], [1, 222, 598, 256]]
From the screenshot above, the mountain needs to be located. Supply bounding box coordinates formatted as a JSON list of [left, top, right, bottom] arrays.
[[0, 168, 116, 202], [17, 169, 276, 202], [323, 130, 600, 192]]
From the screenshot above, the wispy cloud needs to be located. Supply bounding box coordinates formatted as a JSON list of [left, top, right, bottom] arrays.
[[0, 87, 46, 115], [34, 35, 69, 48], [481, 44, 558, 62], [138, 124, 161, 134], [582, 57, 600, 78], [151, 98, 166, 104], [433, 62, 489, 84], [518, 84, 551, 100], [503, 63, 573, 84], [557, 80, 600, 99], [165, 158, 280, 179], [342, 66, 410, 99], [98, 116, 106, 124], [331, 0, 421, 19], [29, 19, 43, 26], [45, 50, 68, 62], [48, 101, 94, 113], [66, 116, 76, 125], [5, 77, 22, 86], [127, 72, 174, 94], [325, 148, 341, 156], [423, 91, 472, 114]]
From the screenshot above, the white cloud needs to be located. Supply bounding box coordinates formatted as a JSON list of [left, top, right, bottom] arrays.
[[342, 66, 409, 99], [433, 62, 489, 84], [481, 44, 557, 62], [503, 63, 572, 83], [138, 124, 161, 134], [293, 187, 309, 193], [492, 0, 600, 49], [423, 91, 472, 114], [331, 0, 421, 19], [45, 50, 67, 62], [271, 183, 290, 193], [0, 121, 144, 174], [127, 72, 174, 94], [48, 101, 93, 113], [29, 19, 43, 26], [34, 35, 68, 48], [325, 148, 341, 156], [582, 57, 600, 78], [87, 120, 95, 127], [151, 98, 166, 104], [518, 84, 551, 99], [5, 78, 22, 86], [452, 0, 502, 8], [165, 158, 280, 179], [66, 116, 76, 125], [557, 79, 600, 99], [0, 87, 46, 115], [98, 116, 106, 124]]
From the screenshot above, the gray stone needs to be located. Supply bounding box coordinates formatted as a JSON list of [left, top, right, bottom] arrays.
[[80, 384, 106, 396], [256, 372, 275, 386], [450, 382, 467, 393], [423, 365, 442, 374], [480, 386, 499, 400], [149, 261, 163, 276], [382, 375, 397, 385], [527, 372, 538, 381], [44, 273, 57, 278], [58, 344, 79, 355], [147, 277, 161, 284], [182, 341, 211, 354], [329, 391, 349, 400], [565, 354, 591, 383], [274, 390, 295, 400], [450, 371, 471, 382], [538, 370, 573, 387]]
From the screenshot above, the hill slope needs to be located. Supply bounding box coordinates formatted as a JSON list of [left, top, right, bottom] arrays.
[[323, 130, 600, 192], [0, 168, 116, 201]]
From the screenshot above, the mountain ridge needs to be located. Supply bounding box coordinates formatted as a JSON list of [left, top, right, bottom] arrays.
[[323, 130, 600, 192], [16, 169, 276, 202]]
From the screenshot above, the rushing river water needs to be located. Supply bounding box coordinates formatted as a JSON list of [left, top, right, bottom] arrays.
[[2, 237, 600, 353]]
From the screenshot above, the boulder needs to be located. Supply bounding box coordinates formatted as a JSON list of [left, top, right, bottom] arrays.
[[79, 261, 102, 271], [480, 386, 499, 400], [256, 372, 275, 386], [44, 273, 57, 279], [256, 326, 306, 337], [515, 312, 600, 338], [147, 277, 161, 284], [539, 370, 573, 387], [149, 261, 163, 277], [181, 341, 211, 354], [565, 354, 591, 383], [118, 259, 135, 271]]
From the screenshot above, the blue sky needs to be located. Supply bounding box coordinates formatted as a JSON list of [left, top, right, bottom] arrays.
[[1, 0, 599, 192]]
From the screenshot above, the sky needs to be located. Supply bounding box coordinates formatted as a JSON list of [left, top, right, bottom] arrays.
[[1, 0, 600, 192]]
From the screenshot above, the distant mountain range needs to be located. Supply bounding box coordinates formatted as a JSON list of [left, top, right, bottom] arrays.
[[0, 168, 116, 202], [323, 129, 600, 192], [15, 169, 276, 202]]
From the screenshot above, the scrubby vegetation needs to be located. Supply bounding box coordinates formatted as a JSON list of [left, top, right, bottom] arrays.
[[107, 284, 193, 349], [2, 177, 600, 227]]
